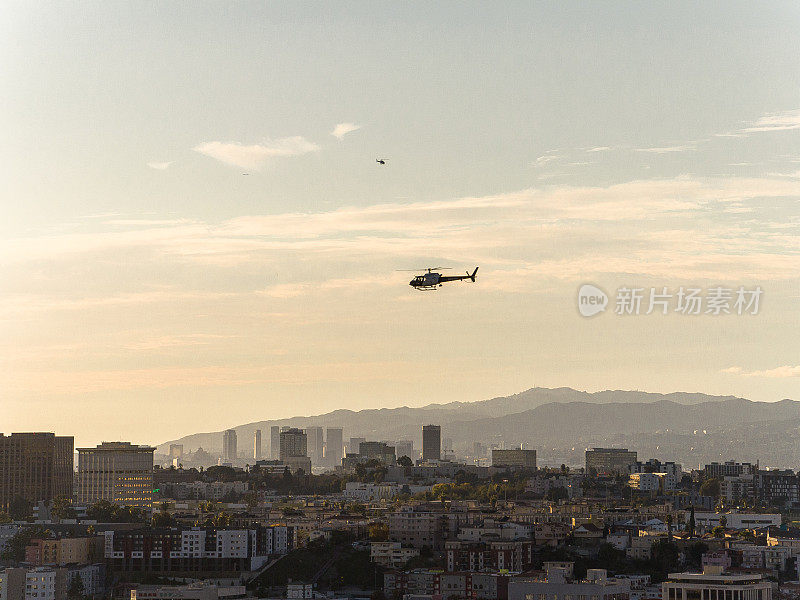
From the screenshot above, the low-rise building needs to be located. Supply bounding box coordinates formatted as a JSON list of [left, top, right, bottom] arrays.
[[662, 567, 771, 600], [492, 450, 537, 470], [132, 583, 246, 600], [691, 512, 781, 532], [508, 568, 630, 600], [446, 540, 534, 572], [629, 473, 676, 493], [344, 482, 403, 503], [371, 542, 420, 568]]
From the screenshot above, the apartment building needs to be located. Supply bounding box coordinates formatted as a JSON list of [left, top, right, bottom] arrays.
[[446, 540, 535, 572], [103, 525, 293, 574], [370, 542, 420, 568]]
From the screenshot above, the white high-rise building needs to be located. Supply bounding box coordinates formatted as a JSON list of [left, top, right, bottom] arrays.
[[253, 430, 262, 461]]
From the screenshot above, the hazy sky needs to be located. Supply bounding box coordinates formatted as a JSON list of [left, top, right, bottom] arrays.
[[2, 2, 799, 448]]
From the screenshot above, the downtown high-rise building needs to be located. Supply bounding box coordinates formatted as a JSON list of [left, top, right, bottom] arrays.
[[222, 429, 237, 462], [306, 427, 324, 466], [0, 433, 73, 512], [76, 441, 155, 510], [279, 429, 311, 474], [348, 437, 366, 455], [253, 429, 262, 461], [270, 426, 280, 460], [395, 440, 414, 462], [422, 425, 441, 462], [325, 428, 343, 467]]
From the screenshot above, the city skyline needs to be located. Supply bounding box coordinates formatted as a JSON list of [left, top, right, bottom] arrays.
[[2, 3, 799, 448]]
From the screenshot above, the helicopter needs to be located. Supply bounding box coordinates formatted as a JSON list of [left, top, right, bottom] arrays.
[[404, 267, 479, 290]]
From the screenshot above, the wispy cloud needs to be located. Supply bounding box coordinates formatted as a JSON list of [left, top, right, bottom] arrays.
[[147, 161, 173, 170], [193, 137, 319, 170], [533, 151, 561, 166], [585, 146, 611, 153], [723, 365, 800, 378], [742, 109, 800, 133], [3, 175, 799, 286], [331, 122, 361, 139], [635, 144, 695, 154]]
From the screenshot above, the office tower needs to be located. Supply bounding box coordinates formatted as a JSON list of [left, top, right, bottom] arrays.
[[279, 429, 307, 459], [492, 448, 537, 469], [270, 426, 280, 460], [222, 430, 237, 462], [0, 433, 73, 513], [325, 428, 343, 467], [358, 442, 396, 464], [422, 425, 441, 462], [279, 429, 311, 473], [348, 437, 366, 455], [253, 430, 262, 461], [395, 440, 414, 462], [76, 441, 155, 510], [585, 448, 637, 475], [306, 427, 324, 466]]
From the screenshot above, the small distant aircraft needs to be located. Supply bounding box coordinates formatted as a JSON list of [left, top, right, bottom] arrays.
[[403, 267, 479, 290], [376, 158, 387, 165]]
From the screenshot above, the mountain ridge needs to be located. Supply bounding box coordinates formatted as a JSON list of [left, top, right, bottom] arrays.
[[156, 386, 755, 455]]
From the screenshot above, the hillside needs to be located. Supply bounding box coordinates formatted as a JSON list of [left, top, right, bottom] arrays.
[[157, 387, 753, 455]]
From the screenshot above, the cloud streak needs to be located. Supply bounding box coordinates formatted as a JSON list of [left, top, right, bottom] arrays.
[[742, 109, 800, 133], [723, 365, 800, 378], [193, 137, 319, 170]]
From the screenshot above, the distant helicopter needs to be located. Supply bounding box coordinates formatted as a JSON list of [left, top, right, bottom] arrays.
[[376, 158, 387, 165], [402, 267, 479, 290]]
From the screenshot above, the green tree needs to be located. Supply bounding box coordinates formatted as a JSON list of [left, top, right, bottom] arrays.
[[0, 511, 12, 524], [686, 506, 696, 536], [152, 512, 174, 527], [650, 539, 680, 573], [0, 526, 49, 561], [369, 522, 389, 541], [9, 495, 32, 520], [87, 500, 145, 523], [685, 541, 709, 568], [243, 492, 259, 510], [67, 575, 85, 600], [52, 497, 77, 520], [397, 456, 413, 467], [700, 478, 721, 498], [547, 487, 569, 502]]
